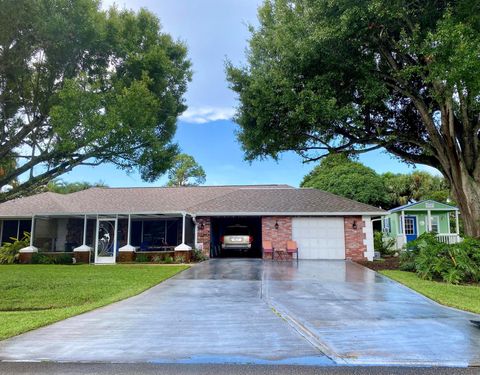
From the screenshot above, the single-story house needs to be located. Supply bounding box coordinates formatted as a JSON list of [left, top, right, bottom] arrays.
[[0, 185, 384, 263], [381, 200, 461, 249]]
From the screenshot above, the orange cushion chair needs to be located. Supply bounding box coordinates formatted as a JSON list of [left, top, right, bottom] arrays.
[[262, 240, 274, 260]]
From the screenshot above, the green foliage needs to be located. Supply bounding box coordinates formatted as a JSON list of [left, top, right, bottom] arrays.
[[45, 180, 108, 194], [374, 231, 396, 256], [400, 233, 480, 284], [301, 154, 387, 207], [31, 253, 54, 264], [135, 254, 150, 263], [31, 253, 72, 265], [382, 171, 451, 208], [301, 154, 452, 210], [192, 249, 207, 262], [226, 0, 480, 237], [163, 255, 174, 264], [166, 154, 206, 187], [0, 264, 188, 339], [0, 233, 30, 264], [381, 270, 480, 314], [0, 1, 192, 202]]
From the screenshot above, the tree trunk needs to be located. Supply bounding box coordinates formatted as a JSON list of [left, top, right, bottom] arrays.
[[448, 167, 480, 238]]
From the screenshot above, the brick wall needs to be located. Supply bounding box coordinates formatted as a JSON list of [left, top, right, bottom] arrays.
[[261, 216, 292, 259], [344, 216, 367, 260], [196, 216, 211, 257]]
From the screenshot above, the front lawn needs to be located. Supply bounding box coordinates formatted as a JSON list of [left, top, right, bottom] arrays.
[[0, 264, 188, 340], [381, 270, 480, 314]]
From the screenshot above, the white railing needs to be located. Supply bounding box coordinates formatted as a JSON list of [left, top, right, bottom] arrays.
[[436, 233, 462, 244]]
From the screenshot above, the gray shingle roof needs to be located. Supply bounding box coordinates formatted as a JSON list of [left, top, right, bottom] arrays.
[[0, 185, 384, 217]]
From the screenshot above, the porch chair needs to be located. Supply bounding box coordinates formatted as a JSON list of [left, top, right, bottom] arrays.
[[286, 240, 299, 262], [262, 240, 274, 260]]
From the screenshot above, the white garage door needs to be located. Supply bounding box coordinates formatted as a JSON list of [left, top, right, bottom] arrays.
[[292, 217, 345, 259]]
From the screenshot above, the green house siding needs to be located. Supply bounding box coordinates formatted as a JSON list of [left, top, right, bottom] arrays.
[[382, 200, 457, 241]]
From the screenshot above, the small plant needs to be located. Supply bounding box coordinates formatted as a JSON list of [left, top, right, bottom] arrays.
[[175, 255, 186, 264], [135, 253, 149, 263], [151, 255, 163, 263], [373, 231, 396, 257], [163, 255, 174, 264], [0, 232, 30, 264], [192, 248, 207, 262]]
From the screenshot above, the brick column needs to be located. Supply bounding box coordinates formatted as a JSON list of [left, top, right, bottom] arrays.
[[196, 217, 211, 258], [261, 216, 292, 259], [344, 216, 367, 261]]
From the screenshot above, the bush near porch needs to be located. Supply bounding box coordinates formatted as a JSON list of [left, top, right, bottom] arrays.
[[0, 264, 188, 340], [400, 233, 480, 284]]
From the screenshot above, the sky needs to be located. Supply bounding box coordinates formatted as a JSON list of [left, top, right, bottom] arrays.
[[63, 0, 437, 188]]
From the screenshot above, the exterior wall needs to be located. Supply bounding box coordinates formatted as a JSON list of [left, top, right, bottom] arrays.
[[196, 216, 211, 257], [383, 210, 453, 250], [344, 216, 367, 261], [362, 216, 374, 261], [261, 216, 292, 259]]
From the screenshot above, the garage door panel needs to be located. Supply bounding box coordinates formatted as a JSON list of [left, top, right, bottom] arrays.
[[292, 218, 345, 260]]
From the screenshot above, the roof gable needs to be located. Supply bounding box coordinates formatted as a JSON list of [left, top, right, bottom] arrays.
[[390, 200, 458, 213]]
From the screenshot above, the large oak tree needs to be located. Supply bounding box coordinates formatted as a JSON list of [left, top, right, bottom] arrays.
[[227, 0, 480, 237], [0, 0, 191, 201]]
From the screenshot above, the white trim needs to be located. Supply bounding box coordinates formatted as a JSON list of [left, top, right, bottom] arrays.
[[401, 211, 407, 245], [30, 216, 35, 246], [431, 215, 440, 233], [16, 220, 20, 239], [455, 210, 460, 235], [0, 210, 385, 219], [427, 210, 432, 232], [404, 215, 419, 238], [94, 217, 117, 264], [192, 211, 386, 217], [362, 216, 374, 261]]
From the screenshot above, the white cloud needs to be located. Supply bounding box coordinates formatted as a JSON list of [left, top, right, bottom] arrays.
[[179, 106, 236, 124]]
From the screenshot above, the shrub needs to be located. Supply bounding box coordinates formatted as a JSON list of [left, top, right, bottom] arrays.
[[31, 253, 55, 264], [53, 253, 73, 265], [0, 232, 30, 264], [192, 248, 207, 262], [373, 231, 396, 257], [135, 254, 149, 263], [400, 233, 480, 284], [163, 255, 174, 264]]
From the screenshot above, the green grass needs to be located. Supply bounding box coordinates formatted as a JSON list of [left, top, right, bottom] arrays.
[[380, 270, 480, 314], [0, 264, 188, 340]]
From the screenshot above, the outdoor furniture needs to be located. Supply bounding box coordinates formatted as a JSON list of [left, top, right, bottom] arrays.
[[274, 249, 289, 261], [286, 240, 299, 261], [262, 240, 274, 260]]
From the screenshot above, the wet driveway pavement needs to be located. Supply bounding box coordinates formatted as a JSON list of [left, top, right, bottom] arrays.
[[0, 259, 479, 366]]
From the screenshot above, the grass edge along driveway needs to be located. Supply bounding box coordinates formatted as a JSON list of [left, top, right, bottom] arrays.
[[380, 270, 480, 314], [0, 264, 188, 340]]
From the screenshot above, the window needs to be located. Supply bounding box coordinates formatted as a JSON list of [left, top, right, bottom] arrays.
[[1, 220, 31, 243], [431, 216, 439, 233], [383, 218, 391, 233], [404, 218, 415, 235]]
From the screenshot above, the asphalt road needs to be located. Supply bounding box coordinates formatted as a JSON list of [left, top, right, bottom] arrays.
[[0, 363, 478, 375]]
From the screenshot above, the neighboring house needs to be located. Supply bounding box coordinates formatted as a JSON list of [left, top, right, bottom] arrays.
[[0, 185, 384, 264], [381, 200, 461, 250]]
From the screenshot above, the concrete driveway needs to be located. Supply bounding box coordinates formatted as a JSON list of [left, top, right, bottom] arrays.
[[0, 259, 479, 367]]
